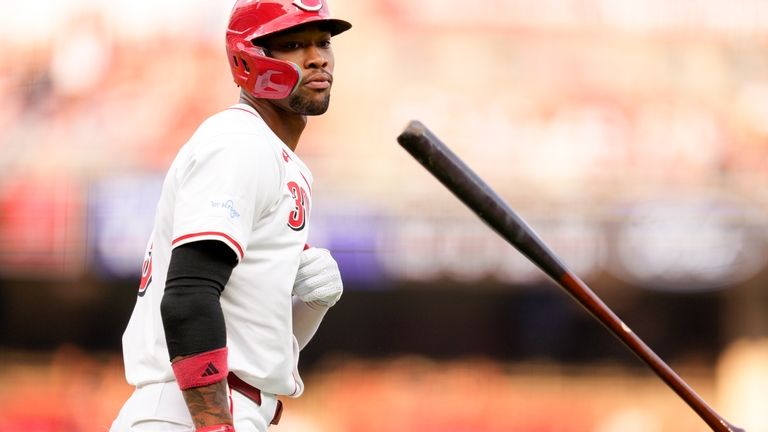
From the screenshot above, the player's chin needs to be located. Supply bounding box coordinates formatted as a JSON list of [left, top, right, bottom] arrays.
[[289, 92, 331, 116]]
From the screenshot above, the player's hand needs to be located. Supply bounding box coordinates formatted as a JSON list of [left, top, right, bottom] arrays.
[[293, 247, 343, 309]]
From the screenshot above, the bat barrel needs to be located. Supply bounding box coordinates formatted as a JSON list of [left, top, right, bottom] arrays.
[[397, 121, 569, 281]]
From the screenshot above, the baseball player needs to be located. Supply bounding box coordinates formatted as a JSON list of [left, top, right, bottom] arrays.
[[109, 1, 351, 431]]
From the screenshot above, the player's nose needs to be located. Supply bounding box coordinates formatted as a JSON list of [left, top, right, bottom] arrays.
[[303, 45, 329, 70]]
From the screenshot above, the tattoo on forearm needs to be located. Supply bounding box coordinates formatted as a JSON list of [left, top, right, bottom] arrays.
[[182, 380, 233, 428]]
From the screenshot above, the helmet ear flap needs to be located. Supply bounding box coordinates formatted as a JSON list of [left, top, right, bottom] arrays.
[[229, 46, 302, 100]]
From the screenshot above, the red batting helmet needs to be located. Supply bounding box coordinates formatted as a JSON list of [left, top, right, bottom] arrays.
[[226, 0, 352, 99]]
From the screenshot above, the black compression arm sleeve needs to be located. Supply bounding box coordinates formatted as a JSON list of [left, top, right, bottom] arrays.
[[160, 240, 238, 360]]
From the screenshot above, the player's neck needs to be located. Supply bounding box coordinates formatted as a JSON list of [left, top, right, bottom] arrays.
[[240, 95, 306, 151]]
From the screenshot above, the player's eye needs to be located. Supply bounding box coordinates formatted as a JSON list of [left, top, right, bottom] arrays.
[[280, 41, 302, 50], [317, 39, 331, 49]]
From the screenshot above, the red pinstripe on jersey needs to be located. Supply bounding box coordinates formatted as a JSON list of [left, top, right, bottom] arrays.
[[172, 232, 244, 259]]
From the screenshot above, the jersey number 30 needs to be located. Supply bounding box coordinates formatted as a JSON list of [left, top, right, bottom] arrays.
[[287, 181, 309, 231]]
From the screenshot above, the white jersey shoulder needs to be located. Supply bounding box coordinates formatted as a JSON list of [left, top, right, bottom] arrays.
[[122, 103, 313, 397]]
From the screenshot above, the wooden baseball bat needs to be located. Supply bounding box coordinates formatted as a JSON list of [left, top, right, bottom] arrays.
[[396, 120, 744, 432]]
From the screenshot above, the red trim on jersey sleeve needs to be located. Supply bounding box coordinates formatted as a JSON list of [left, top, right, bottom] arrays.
[[172, 232, 244, 259]]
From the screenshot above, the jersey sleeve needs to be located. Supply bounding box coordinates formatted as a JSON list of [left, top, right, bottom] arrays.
[[171, 133, 282, 261]]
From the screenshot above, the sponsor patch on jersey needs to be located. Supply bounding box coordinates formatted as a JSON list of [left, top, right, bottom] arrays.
[[211, 199, 241, 220]]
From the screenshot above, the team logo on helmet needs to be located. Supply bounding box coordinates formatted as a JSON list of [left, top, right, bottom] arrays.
[[293, 0, 323, 12]]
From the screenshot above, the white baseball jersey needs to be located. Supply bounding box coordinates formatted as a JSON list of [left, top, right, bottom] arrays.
[[121, 103, 312, 397]]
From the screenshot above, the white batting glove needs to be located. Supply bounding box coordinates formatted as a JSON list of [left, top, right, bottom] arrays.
[[293, 247, 343, 310]]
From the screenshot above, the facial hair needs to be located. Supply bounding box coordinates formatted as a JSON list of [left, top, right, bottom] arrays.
[[288, 91, 331, 116]]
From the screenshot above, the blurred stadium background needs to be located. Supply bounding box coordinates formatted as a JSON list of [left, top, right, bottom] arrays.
[[1, 0, 768, 431]]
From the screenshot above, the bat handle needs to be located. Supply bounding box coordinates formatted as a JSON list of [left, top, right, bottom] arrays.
[[560, 272, 744, 432]]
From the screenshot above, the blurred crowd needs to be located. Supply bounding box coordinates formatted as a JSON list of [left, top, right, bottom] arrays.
[[0, 5, 233, 178], [1, 0, 767, 196]]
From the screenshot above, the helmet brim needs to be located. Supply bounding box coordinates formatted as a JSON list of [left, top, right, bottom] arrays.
[[251, 17, 352, 43], [322, 18, 352, 36]]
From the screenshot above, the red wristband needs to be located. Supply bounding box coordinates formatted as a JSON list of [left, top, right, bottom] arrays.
[[171, 347, 228, 390], [197, 425, 235, 432]]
